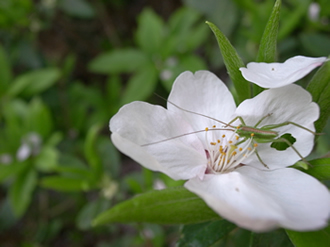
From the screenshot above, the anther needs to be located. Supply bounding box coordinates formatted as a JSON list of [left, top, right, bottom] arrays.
[[254, 143, 258, 147], [210, 142, 216, 146], [205, 127, 209, 131], [222, 134, 226, 138], [250, 133, 255, 137], [212, 125, 216, 128]]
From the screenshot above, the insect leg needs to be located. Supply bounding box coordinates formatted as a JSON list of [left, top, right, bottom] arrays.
[[225, 116, 246, 127], [271, 137, 310, 166], [254, 113, 273, 128], [261, 121, 319, 135], [250, 139, 270, 169]]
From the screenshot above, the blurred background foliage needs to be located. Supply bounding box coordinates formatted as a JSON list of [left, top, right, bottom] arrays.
[[0, 0, 329, 246]]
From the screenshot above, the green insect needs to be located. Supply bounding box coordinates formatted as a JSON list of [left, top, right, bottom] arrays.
[[142, 98, 319, 168]]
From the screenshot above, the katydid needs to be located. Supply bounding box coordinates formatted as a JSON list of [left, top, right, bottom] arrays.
[[142, 97, 319, 169]]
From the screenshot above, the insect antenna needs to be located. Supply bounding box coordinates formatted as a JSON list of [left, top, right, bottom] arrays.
[[154, 93, 234, 128], [141, 128, 235, 147]]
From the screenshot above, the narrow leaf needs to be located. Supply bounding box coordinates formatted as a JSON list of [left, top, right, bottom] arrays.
[[0, 44, 12, 95], [177, 220, 236, 247], [136, 8, 164, 54], [88, 49, 148, 74], [253, 0, 281, 96], [206, 21, 250, 104], [92, 187, 220, 226], [120, 63, 157, 105], [286, 225, 330, 247], [306, 59, 330, 133], [9, 168, 37, 217], [40, 176, 91, 192], [84, 124, 102, 173], [8, 68, 60, 97], [256, 0, 281, 63]]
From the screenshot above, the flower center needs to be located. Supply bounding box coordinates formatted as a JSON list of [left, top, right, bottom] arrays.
[[204, 126, 256, 174]]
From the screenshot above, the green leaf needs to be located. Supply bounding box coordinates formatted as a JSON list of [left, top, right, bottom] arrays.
[[88, 49, 148, 74], [76, 198, 111, 230], [177, 220, 236, 247], [84, 124, 102, 174], [286, 225, 330, 247], [26, 97, 53, 138], [120, 63, 157, 105], [34, 147, 58, 172], [303, 158, 330, 181], [92, 187, 220, 226], [251, 229, 294, 247], [278, 0, 310, 40], [206, 21, 250, 104], [136, 8, 164, 54], [58, 0, 95, 19], [9, 168, 37, 217], [253, 0, 281, 96], [0, 163, 24, 183], [271, 133, 296, 151], [256, 0, 280, 63], [184, 0, 238, 37], [40, 176, 91, 192], [0, 44, 12, 95], [8, 68, 60, 97], [299, 33, 330, 57], [306, 60, 330, 133]]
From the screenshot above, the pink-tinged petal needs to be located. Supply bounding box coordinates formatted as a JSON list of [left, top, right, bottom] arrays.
[[110, 101, 207, 180], [239, 56, 327, 88], [185, 166, 330, 232], [233, 84, 319, 169], [167, 71, 236, 139]]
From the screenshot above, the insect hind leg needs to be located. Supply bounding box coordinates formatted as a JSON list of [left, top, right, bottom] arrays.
[[272, 137, 311, 166]]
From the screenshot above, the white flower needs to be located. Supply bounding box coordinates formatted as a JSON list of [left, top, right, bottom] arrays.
[[239, 56, 327, 88], [16, 132, 42, 161], [110, 71, 330, 232]]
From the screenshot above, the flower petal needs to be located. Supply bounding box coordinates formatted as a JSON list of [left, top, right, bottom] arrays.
[[185, 166, 330, 232], [110, 101, 207, 180], [239, 56, 327, 88], [167, 71, 236, 139], [233, 84, 319, 169]]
